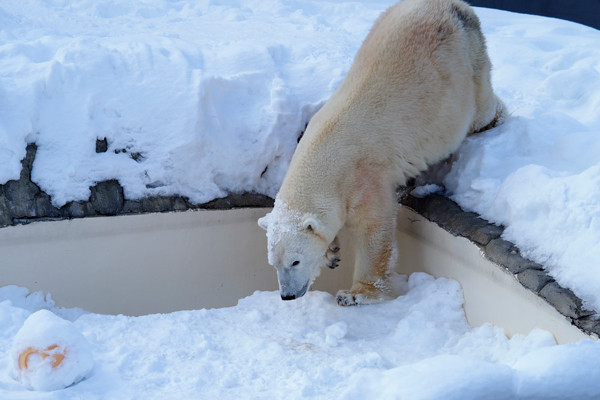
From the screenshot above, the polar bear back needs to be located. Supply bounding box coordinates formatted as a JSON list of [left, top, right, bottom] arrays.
[[280, 0, 501, 216]]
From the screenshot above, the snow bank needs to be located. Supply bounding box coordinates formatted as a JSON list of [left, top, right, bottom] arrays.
[[444, 9, 600, 311], [2, 276, 600, 399], [0, 0, 386, 206]]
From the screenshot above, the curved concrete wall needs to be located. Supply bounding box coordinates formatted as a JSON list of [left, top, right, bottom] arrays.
[[0, 209, 350, 315], [0, 207, 588, 344]]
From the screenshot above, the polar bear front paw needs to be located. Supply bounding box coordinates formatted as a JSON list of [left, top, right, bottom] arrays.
[[326, 239, 341, 269], [327, 255, 341, 269]]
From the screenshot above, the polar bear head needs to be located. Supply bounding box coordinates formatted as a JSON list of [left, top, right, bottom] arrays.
[[258, 198, 330, 300]]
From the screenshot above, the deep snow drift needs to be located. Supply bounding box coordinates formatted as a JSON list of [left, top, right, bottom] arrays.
[[2, 0, 600, 398]]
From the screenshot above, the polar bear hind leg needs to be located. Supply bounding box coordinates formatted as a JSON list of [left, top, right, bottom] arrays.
[[452, 1, 506, 134]]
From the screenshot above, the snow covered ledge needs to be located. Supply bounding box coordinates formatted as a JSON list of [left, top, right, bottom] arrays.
[[397, 197, 590, 344], [0, 198, 594, 344]]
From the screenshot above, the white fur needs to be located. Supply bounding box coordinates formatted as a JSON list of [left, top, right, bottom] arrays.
[[260, 0, 504, 304]]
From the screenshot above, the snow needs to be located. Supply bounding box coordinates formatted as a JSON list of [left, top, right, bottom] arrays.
[[258, 195, 305, 264], [2, 0, 600, 397], [3, 275, 600, 399], [0, 0, 383, 206], [443, 8, 600, 312], [411, 183, 443, 198], [10, 310, 94, 391]]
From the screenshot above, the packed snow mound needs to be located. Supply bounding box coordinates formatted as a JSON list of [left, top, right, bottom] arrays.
[[10, 310, 94, 391]]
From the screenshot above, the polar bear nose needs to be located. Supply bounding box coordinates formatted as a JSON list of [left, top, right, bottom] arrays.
[[281, 294, 296, 301]]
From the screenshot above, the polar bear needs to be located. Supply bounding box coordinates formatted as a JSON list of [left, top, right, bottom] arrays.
[[258, 0, 503, 305]]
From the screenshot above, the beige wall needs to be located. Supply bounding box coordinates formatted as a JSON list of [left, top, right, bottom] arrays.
[[0, 209, 351, 315], [0, 207, 587, 343]]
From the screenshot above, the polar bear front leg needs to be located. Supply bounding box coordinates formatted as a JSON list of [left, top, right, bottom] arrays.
[[336, 219, 396, 306]]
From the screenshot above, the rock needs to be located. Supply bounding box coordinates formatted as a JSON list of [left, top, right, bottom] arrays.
[[95, 138, 108, 153], [62, 201, 95, 219], [201, 193, 274, 209], [484, 238, 541, 274], [34, 193, 61, 218], [20, 143, 37, 179], [122, 200, 142, 214], [399, 194, 503, 246], [576, 315, 600, 336], [3, 179, 39, 218], [0, 196, 13, 226], [89, 180, 124, 215], [172, 197, 189, 211], [539, 281, 594, 320], [469, 222, 504, 246], [139, 196, 175, 213], [517, 268, 554, 292]]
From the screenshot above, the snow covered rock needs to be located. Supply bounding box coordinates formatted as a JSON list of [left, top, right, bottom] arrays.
[[10, 310, 94, 391]]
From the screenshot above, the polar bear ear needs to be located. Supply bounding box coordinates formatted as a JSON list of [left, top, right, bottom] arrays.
[[258, 215, 269, 231], [302, 216, 323, 234]]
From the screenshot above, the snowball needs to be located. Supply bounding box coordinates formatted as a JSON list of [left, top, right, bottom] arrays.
[[325, 321, 348, 347], [410, 184, 443, 198], [10, 310, 94, 391]]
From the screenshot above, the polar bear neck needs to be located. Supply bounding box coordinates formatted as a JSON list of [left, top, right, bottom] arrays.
[[278, 117, 357, 241]]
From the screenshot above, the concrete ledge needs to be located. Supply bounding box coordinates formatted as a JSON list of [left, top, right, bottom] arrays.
[[400, 193, 599, 338], [395, 205, 588, 344]]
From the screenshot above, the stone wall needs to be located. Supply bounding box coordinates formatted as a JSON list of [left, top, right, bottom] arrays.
[[0, 144, 273, 228]]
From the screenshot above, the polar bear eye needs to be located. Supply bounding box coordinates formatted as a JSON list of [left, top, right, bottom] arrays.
[[291, 260, 300, 267]]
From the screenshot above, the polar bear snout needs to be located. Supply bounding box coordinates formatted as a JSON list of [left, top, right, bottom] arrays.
[[280, 284, 308, 301], [277, 268, 310, 301]]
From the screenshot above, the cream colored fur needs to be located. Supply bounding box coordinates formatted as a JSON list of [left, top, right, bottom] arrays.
[[259, 0, 504, 305]]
